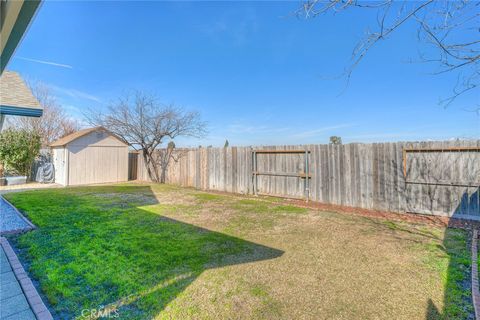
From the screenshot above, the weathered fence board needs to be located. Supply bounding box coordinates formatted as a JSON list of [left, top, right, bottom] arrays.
[[136, 140, 480, 218]]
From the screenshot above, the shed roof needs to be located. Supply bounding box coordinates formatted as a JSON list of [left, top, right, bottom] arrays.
[[50, 126, 128, 147], [0, 71, 42, 117]]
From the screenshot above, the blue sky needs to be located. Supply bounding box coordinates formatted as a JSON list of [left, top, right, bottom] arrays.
[[7, 1, 479, 146]]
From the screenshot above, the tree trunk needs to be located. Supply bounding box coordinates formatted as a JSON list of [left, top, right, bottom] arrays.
[[160, 166, 167, 184], [142, 149, 160, 183]]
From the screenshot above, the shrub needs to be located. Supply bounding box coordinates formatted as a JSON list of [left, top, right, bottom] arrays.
[[0, 128, 41, 177]]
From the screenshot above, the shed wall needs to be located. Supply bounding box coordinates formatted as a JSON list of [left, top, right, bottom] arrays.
[[68, 131, 126, 147], [67, 145, 128, 185], [61, 131, 128, 186]]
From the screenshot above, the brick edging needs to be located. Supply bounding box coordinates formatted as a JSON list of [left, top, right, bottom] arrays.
[[471, 230, 480, 320], [0, 237, 53, 320]]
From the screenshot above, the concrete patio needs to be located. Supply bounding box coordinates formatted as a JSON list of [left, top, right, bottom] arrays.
[[0, 183, 60, 195]]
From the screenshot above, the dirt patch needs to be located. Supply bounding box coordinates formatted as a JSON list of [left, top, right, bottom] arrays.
[[286, 198, 480, 230], [188, 188, 478, 230]]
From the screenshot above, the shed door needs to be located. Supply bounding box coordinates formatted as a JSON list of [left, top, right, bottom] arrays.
[[53, 148, 65, 185]]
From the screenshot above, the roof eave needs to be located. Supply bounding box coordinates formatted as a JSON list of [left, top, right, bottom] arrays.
[[0, 105, 43, 117], [0, 0, 42, 74]]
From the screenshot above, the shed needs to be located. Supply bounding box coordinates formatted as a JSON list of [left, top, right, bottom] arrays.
[[50, 127, 129, 186]]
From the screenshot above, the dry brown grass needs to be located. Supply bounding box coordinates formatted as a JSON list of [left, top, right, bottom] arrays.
[[127, 183, 467, 320], [8, 182, 468, 319]]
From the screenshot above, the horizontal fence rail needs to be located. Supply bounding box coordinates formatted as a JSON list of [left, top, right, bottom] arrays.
[[133, 140, 480, 219]]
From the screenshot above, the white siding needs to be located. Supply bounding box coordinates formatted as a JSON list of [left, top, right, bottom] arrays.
[[54, 130, 129, 186]]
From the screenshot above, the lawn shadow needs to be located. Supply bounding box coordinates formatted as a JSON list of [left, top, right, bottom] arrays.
[[6, 185, 284, 319], [425, 187, 478, 320], [357, 187, 476, 320]]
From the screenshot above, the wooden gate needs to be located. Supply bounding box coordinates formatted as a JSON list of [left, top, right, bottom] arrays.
[[128, 152, 138, 181], [252, 149, 311, 201], [404, 147, 480, 217]]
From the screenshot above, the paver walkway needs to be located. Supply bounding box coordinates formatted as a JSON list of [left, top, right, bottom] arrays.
[[0, 238, 52, 320], [0, 243, 35, 319]]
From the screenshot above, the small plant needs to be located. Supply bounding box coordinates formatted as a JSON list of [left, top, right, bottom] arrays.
[[0, 128, 41, 177]]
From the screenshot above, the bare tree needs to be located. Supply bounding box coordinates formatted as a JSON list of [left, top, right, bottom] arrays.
[[156, 141, 188, 183], [8, 82, 81, 146], [87, 91, 206, 183], [298, 0, 479, 109]]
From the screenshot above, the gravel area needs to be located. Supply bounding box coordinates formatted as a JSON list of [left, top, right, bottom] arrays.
[[0, 196, 32, 234]]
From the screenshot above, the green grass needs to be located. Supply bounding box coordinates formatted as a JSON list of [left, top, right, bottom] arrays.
[[4, 183, 474, 320], [5, 185, 281, 319], [441, 229, 472, 319], [420, 229, 473, 319], [376, 219, 473, 319], [193, 193, 226, 202]]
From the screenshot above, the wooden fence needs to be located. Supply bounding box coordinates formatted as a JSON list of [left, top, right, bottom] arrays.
[[133, 140, 480, 218]]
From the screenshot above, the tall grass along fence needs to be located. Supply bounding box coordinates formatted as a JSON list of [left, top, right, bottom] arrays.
[[133, 140, 480, 219]]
